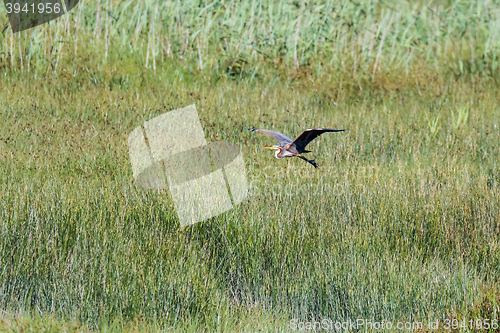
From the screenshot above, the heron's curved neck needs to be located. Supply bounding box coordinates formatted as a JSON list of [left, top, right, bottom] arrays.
[[275, 147, 283, 159]]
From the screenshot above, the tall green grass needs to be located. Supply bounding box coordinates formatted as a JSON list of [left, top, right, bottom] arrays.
[[1, 74, 499, 330], [2, 0, 500, 85], [1, 0, 500, 331]]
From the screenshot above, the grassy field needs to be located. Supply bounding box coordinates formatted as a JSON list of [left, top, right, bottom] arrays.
[[1, 0, 500, 332]]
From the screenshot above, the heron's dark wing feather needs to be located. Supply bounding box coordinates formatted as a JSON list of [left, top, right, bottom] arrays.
[[245, 127, 294, 146], [291, 128, 347, 152]]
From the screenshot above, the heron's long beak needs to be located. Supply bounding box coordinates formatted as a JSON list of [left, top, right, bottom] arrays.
[[264, 145, 278, 149]]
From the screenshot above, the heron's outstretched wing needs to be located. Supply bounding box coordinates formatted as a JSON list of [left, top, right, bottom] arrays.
[[291, 128, 347, 152], [245, 127, 294, 146]]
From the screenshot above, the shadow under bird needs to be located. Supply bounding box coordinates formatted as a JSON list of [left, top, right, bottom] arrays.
[[245, 127, 348, 168]]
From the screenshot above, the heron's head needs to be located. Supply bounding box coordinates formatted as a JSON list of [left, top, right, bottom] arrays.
[[264, 145, 282, 158]]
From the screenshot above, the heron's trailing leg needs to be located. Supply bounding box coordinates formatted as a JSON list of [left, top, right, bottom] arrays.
[[298, 155, 318, 169]]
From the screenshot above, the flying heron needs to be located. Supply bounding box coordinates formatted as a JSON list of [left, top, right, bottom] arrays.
[[245, 127, 348, 168]]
